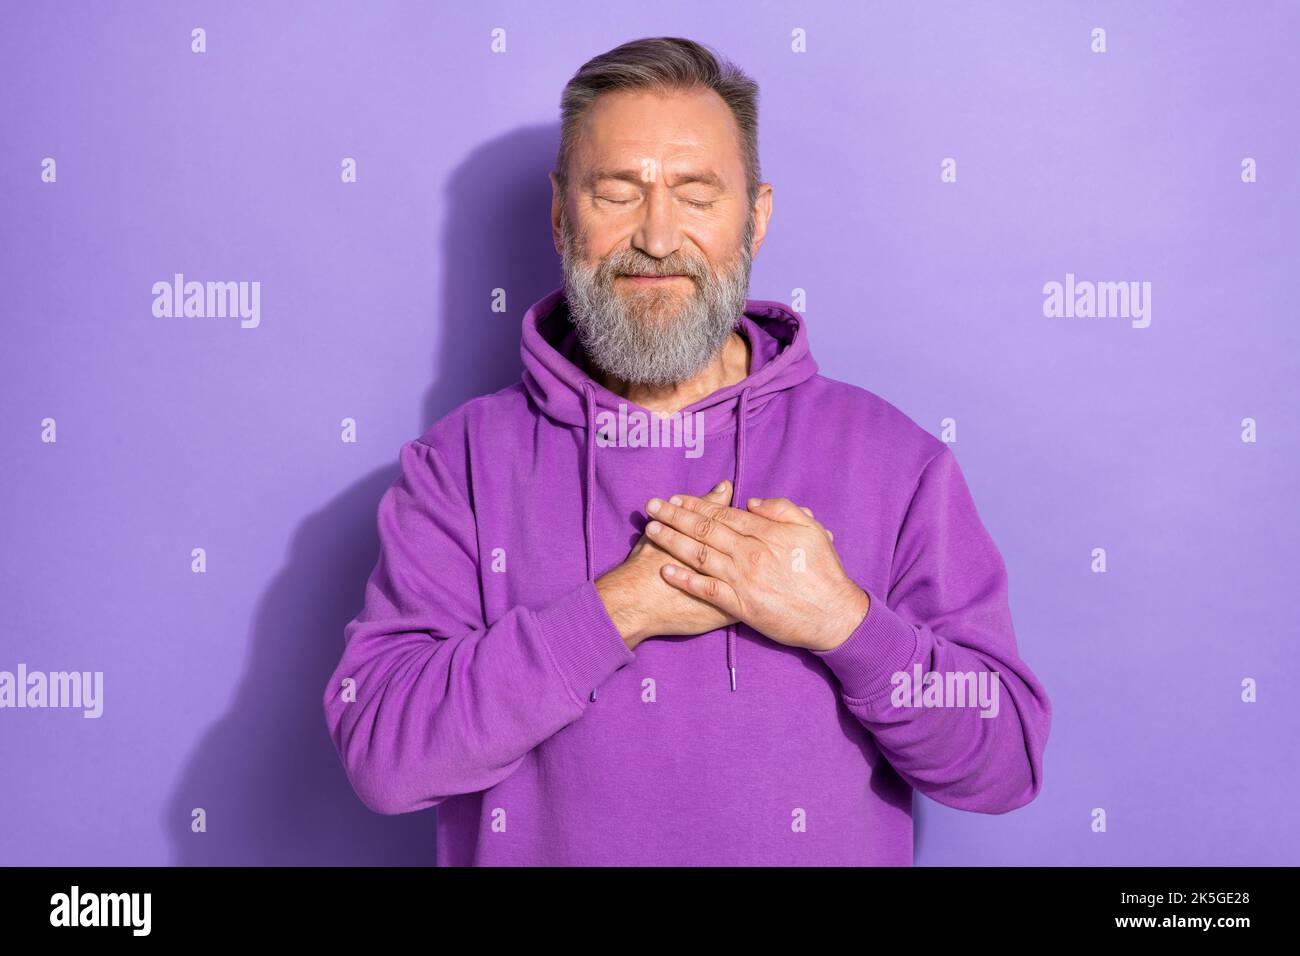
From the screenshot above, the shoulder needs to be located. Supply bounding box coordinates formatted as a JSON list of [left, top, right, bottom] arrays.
[[795, 372, 948, 472], [395, 381, 531, 495], [411, 381, 529, 453]]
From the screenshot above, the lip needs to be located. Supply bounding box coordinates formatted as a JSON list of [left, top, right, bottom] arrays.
[[620, 274, 689, 284]]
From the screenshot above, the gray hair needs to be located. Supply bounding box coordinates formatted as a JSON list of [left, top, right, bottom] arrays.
[[555, 36, 761, 209]]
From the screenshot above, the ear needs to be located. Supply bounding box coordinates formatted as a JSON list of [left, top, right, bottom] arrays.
[[748, 182, 774, 259], [549, 170, 564, 256]]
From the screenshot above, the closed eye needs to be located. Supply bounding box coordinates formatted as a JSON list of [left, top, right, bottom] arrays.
[[597, 196, 715, 209]]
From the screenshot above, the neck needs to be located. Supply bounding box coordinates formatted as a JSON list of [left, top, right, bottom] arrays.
[[592, 330, 751, 415]]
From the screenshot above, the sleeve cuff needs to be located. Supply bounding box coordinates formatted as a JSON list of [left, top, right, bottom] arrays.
[[534, 580, 637, 703], [811, 584, 921, 700]]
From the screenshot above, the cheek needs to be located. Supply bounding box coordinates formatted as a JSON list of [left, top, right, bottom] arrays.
[[579, 220, 635, 258], [688, 220, 744, 263]]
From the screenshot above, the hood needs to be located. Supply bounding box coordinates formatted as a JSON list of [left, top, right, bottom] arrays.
[[520, 284, 819, 698]]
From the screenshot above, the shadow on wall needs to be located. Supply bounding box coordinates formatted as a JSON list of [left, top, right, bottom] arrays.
[[165, 125, 565, 864]]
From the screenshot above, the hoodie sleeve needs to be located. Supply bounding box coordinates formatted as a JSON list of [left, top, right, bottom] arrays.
[[810, 444, 1052, 814], [323, 437, 637, 815]]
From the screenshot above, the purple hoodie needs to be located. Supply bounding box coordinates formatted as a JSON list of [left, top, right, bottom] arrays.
[[323, 285, 1052, 865]]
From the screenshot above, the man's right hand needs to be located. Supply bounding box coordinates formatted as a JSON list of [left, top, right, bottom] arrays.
[[595, 479, 740, 650]]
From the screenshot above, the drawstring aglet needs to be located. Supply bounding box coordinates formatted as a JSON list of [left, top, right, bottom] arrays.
[[729, 666, 736, 692]]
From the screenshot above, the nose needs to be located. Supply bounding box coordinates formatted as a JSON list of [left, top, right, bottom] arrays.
[[630, 183, 684, 261]]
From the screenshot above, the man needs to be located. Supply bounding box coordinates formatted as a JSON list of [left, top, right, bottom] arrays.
[[323, 36, 1051, 866]]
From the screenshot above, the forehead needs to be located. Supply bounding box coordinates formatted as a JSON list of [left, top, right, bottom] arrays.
[[572, 86, 745, 181]]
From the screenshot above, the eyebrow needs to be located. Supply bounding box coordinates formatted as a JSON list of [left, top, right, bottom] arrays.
[[584, 167, 726, 190]]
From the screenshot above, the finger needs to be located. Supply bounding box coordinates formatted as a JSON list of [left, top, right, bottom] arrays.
[[702, 479, 734, 506], [657, 491, 768, 538], [786, 500, 835, 540], [660, 564, 742, 618], [796, 506, 833, 541], [645, 513, 735, 580], [796, 504, 833, 541], [746, 496, 817, 527], [806, 517, 832, 541], [639, 481, 730, 547], [648, 494, 750, 557]]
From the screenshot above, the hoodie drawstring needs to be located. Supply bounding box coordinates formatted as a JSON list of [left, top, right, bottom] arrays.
[[582, 382, 599, 702], [580, 381, 754, 700], [581, 382, 598, 583], [727, 386, 753, 692]]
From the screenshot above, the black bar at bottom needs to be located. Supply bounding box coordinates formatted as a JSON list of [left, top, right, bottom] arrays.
[[0, 865, 1287, 941]]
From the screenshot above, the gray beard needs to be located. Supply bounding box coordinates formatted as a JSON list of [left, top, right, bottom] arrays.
[[560, 211, 754, 387]]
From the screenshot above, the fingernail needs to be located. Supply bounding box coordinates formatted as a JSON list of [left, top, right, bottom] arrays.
[[663, 565, 676, 577], [748, 498, 763, 508], [647, 498, 661, 514], [646, 521, 662, 535], [669, 495, 683, 506], [713, 480, 727, 492]]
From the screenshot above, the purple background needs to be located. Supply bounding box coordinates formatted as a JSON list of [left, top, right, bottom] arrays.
[[2, 1, 1297, 866]]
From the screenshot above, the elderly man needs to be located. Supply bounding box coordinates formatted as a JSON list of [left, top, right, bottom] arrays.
[[323, 35, 1051, 866]]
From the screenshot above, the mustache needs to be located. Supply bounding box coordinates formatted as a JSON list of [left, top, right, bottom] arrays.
[[602, 256, 704, 280]]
